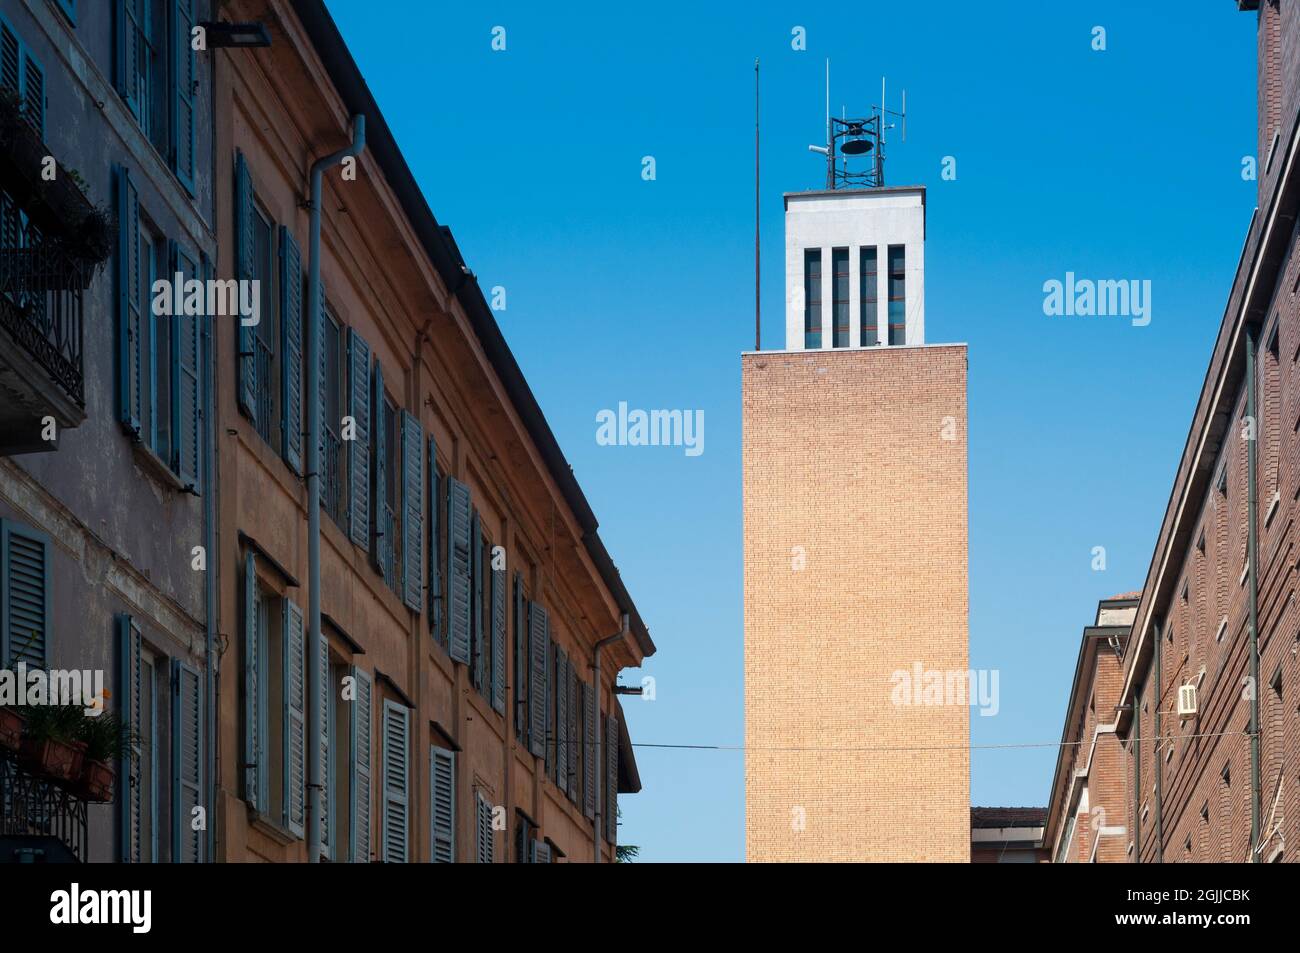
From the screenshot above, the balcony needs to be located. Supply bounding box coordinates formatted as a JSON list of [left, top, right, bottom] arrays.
[[0, 751, 88, 863], [0, 92, 111, 455]]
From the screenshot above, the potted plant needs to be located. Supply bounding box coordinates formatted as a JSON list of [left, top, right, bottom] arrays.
[[18, 705, 84, 782], [73, 708, 135, 802]]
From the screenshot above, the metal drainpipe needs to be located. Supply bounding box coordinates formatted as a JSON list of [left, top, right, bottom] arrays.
[[204, 33, 220, 865], [306, 116, 366, 863], [1130, 705, 1140, 864], [1153, 617, 1163, 863], [1246, 325, 1262, 862], [592, 613, 628, 863]]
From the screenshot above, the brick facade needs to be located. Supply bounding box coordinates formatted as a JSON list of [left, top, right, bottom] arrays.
[[743, 344, 969, 861]]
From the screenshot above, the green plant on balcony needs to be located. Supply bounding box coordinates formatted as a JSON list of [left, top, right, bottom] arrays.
[[74, 708, 137, 802], [17, 703, 85, 783]]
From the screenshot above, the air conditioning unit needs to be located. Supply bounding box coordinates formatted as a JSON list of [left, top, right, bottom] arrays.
[[1178, 684, 1198, 719]]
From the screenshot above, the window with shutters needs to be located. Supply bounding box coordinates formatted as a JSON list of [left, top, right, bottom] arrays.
[[429, 448, 448, 650], [514, 811, 538, 863], [475, 790, 495, 863], [113, 170, 202, 490], [242, 561, 293, 833], [1, 519, 51, 670], [513, 573, 529, 743], [430, 744, 455, 862], [115, 1, 197, 190], [472, 528, 499, 705], [250, 207, 279, 448], [375, 391, 403, 596], [137, 645, 160, 861], [0, 12, 45, 138], [381, 700, 410, 862]]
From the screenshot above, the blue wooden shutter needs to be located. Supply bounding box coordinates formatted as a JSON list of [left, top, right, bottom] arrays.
[[234, 152, 257, 419], [427, 436, 441, 633], [114, 0, 142, 118], [370, 360, 387, 575], [470, 509, 482, 689], [276, 224, 301, 473], [114, 165, 142, 436], [605, 712, 618, 844], [347, 328, 370, 549], [491, 561, 506, 714], [171, 0, 195, 191], [583, 683, 596, 819], [430, 745, 455, 863], [0, 21, 18, 103], [350, 666, 373, 862], [527, 601, 547, 758], [279, 227, 303, 474], [21, 44, 42, 138], [319, 632, 331, 859], [567, 665, 579, 800], [171, 658, 204, 862], [531, 840, 552, 864], [117, 614, 142, 862], [555, 649, 568, 790], [447, 478, 472, 664], [242, 551, 261, 810], [1, 520, 50, 670], [381, 700, 410, 862], [475, 792, 493, 863], [401, 411, 423, 611], [283, 598, 306, 838], [172, 243, 201, 490], [513, 573, 525, 740]]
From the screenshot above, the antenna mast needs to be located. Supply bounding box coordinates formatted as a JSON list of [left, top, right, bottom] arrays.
[[808, 75, 907, 190]]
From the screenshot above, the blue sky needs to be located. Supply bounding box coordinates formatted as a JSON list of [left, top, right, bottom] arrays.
[[325, 1, 1259, 861]]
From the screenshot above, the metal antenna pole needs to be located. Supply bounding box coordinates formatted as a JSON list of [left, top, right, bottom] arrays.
[[825, 59, 833, 188], [755, 57, 760, 351]]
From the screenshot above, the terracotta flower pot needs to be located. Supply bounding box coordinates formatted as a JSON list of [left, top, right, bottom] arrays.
[[19, 736, 80, 782], [76, 759, 116, 802], [0, 708, 24, 753]]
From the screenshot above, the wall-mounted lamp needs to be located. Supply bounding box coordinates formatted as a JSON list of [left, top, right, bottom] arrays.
[[199, 21, 272, 48]]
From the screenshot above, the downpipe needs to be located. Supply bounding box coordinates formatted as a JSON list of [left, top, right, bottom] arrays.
[[592, 613, 628, 863]]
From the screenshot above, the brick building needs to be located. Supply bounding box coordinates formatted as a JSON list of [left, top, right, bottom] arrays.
[[1046, 1, 1300, 864], [970, 807, 1048, 863], [743, 183, 970, 861], [1, 0, 653, 863]]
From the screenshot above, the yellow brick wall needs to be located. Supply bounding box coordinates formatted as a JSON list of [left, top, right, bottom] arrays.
[[742, 345, 970, 861]]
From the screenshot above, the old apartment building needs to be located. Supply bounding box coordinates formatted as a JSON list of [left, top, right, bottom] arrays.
[[0, 0, 216, 862], [1, 0, 652, 864], [743, 181, 970, 861], [1046, 0, 1300, 864]]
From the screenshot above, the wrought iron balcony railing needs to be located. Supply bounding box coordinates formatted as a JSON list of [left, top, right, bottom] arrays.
[[0, 751, 88, 862], [0, 189, 86, 406]]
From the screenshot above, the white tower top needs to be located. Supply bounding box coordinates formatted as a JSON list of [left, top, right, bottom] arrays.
[[783, 185, 926, 351]]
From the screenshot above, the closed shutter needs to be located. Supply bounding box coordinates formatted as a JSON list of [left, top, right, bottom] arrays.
[[319, 633, 331, 859], [279, 227, 303, 474], [115, 165, 142, 435], [315, 282, 326, 457], [605, 712, 619, 844], [475, 792, 494, 863], [531, 840, 552, 864], [117, 615, 142, 863], [242, 551, 261, 810], [283, 598, 306, 838], [172, 244, 202, 491], [566, 660, 577, 795], [513, 573, 526, 740], [401, 411, 423, 610], [583, 683, 596, 819], [171, 0, 195, 190], [527, 601, 548, 758], [430, 745, 455, 863], [381, 700, 409, 863], [171, 658, 204, 862], [1, 520, 50, 669], [350, 666, 372, 863], [491, 562, 507, 713], [471, 510, 484, 690], [234, 152, 256, 419], [21, 46, 41, 137], [0, 21, 18, 102], [114, 0, 143, 117], [427, 436, 441, 633], [347, 328, 371, 548], [447, 478, 472, 664], [371, 360, 387, 576], [555, 649, 568, 789]]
